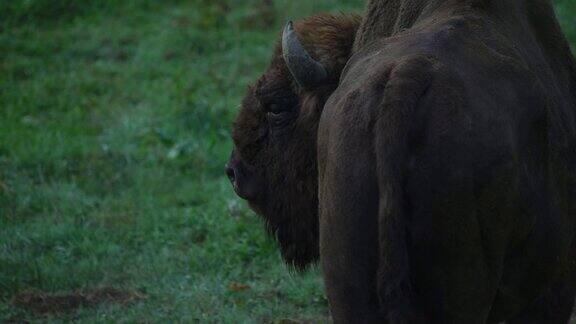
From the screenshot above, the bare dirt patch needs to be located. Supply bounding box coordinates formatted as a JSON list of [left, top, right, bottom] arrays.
[[10, 286, 145, 315]]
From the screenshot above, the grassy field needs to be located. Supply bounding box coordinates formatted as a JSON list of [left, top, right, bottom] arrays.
[[1, 0, 575, 322]]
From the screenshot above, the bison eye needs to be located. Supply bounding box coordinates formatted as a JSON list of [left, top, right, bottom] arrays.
[[267, 110, 293, 132], [264, 97, 295, 114]]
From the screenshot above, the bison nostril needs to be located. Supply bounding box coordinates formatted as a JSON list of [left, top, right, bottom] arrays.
[[225, 165, 236, 183]]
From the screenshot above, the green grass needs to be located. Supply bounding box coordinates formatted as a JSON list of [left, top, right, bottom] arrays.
[[0, 0, 575, 322]]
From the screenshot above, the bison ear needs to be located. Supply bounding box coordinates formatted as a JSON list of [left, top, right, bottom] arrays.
[[282, 21, 328, 89]]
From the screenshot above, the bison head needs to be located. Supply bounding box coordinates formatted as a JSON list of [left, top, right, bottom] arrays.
[[227, 14, 360, 269]]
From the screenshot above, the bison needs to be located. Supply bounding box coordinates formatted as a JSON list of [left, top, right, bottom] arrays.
[[228, 0, 576, 323]]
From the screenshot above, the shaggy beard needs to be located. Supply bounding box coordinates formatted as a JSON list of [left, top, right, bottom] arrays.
[[274, 217, 319, 270], [251, 194, 319, 270]]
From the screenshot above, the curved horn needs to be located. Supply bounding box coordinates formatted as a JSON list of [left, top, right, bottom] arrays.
[[282, 21, 328, 88]]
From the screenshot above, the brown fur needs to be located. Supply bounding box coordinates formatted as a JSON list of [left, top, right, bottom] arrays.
[[320, 0, 576, 323], [230, 14, 360, 269], [230, 2, 576, 322]]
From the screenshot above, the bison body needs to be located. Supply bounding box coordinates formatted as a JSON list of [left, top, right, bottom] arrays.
[[319, 0, 576, 322], [228, 1, 576, 323]]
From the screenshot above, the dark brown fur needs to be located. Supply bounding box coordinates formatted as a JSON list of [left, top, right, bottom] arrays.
[[230, 14, 360, 269], [319, 0, 576, 323], [230, 1, 576, 323]]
